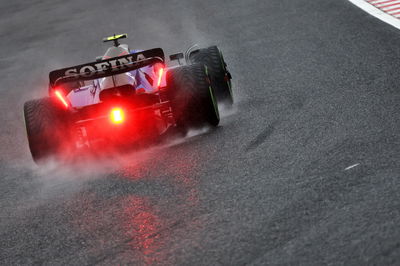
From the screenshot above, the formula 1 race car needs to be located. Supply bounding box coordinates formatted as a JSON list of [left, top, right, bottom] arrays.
[[23, 34, 233, 163]]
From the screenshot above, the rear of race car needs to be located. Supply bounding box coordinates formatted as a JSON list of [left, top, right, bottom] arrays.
[[23, 42, 232, 163]]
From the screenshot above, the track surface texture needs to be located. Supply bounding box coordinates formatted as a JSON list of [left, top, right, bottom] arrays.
[[1, 0, 399, 265]]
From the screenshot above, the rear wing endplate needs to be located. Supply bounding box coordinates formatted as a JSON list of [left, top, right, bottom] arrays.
[[49, 48, 164, 88]]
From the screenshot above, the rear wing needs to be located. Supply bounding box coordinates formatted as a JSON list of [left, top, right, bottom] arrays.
[[49, 48, 164, 88]]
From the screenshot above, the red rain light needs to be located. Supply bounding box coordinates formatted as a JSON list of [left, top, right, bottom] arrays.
[[55, 90, 69, 108], [110, 108, 125, 124]]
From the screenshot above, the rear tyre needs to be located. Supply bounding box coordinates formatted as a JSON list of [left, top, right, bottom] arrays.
[[189, 46, 233, 105], [23, 98, 72, 163], [167, 63, 220, 132]]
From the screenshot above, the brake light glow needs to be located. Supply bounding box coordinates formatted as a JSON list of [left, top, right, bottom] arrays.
[[55, 90, 69, 108], [157, 68, 164, 88], [110, 108, 124, 124]]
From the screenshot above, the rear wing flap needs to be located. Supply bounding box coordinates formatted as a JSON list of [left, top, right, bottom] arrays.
[[49, 48, 164, 88]]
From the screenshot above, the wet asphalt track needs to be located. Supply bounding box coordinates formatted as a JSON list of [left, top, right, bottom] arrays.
[[1, 0, 400, 265]]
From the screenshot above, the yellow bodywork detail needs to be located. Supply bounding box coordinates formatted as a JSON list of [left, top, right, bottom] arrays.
[[105, 34, 127, 41]]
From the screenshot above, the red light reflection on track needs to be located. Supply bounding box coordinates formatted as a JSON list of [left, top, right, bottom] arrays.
[[122, 196, 166, 264], [67, 193, 167, 264], [117, 149, 200, 207], [65, 147, 211, 264]]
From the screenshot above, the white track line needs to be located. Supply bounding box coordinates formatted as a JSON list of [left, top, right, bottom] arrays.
[[348, 0, 400, 30], [344, 163, 360, 171]]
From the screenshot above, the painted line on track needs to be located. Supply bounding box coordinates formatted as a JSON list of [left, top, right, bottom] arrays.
[[349, 0, 400, 30], [344, 163, 360, 171]]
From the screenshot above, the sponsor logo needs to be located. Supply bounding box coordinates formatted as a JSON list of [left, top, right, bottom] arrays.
[[64, 53, 146, 78]]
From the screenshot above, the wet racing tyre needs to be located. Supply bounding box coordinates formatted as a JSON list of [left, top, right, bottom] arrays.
[[167, 63, 220, 132], [189, 46, 233, 105], [23, 97, 72, 163]]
